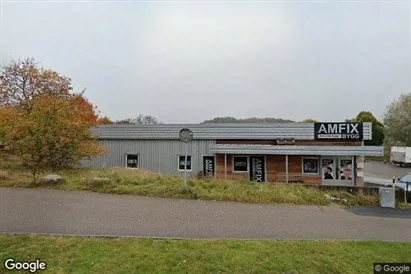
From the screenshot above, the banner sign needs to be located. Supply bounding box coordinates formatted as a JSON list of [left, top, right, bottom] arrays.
[[203, 156, 215, 177], [314, 123, 363, 140], [250, 156, 265, 182], [276, 139, 296, 145]]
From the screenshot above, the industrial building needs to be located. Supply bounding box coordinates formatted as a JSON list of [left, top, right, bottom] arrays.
[[82, 122, 384, 186]]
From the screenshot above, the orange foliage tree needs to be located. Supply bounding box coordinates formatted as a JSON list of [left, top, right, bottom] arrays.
[[0, 58, 105, 181], [97, 116, 113, 125], [0, 58, 72, 111]]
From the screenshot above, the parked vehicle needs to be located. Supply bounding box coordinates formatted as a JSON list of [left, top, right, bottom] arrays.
[[394, 172, 411, 203], [395, 172, 411, 190], [390, 146, 411, 167]]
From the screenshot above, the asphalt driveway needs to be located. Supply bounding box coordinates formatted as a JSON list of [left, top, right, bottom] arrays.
[[0, 188, 410, 241], [364, 161, 411, 181]]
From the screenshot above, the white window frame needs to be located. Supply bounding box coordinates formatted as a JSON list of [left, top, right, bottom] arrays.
[[302, 156, 320, 175], [233, 155, 249, 173], [125, 154, 139, 169], [177, 155, 192, 171]]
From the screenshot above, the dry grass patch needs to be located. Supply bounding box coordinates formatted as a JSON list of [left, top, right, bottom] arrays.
[[0, 170, 10, 180], [0, 166, 381, 207]]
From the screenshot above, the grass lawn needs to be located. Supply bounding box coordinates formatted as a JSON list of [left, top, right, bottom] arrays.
[[0, 234, 410, 274], [0, 164, 380, 206]]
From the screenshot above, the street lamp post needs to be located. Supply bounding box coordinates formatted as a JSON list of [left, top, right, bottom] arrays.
[[179, 128, 193, 188]]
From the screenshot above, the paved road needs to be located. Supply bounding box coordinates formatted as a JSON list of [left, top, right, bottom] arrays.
[[1, 188, 410, 241], [364, 162, 411, 181]]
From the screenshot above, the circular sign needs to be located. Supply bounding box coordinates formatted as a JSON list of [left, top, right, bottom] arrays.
[[179, 128, 193, 143]]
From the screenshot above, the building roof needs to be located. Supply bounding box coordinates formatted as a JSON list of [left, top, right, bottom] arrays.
[[209, 144, 383, 156], [93, 123, 373, 141]]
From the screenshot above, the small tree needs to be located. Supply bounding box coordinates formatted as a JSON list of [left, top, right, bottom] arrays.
[[352, 111, 384, 146], [0, 58, 104, 181], [135, 114, 161, 124], [114, 115, 161, 124], [384, 93, 411, 146], [0, 93, 104, 181], [302, 119, 318, 123]]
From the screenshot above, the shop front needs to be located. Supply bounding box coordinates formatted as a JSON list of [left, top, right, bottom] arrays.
[[207, 122, 383, 186], [209, 146, 381, 186]]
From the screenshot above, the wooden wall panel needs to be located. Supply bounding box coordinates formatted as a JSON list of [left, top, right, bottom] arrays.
[[216, 154, 249, 180], [302, 176, 322, 184], [215, 153, 322, 185]]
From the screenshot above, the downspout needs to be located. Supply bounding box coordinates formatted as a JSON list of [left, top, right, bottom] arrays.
[[285, 155, 289, 184], [224, 153, 227, 181]]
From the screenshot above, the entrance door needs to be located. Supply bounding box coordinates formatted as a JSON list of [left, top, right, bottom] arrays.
[[203, 156, 215, 177], [339, 158, 353, 181], [321, 156, 354, 186], [249, 156, 265, 182], [322, 158, 336, 180]]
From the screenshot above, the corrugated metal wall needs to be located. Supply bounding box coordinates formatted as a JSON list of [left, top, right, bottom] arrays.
[[81, 139, 216, 176], [92, 122, 373, 141]]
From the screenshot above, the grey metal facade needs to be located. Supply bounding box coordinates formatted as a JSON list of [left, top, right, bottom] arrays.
[[81, 139, 216, 176], [92, 122, 373, 141], [83, 123, 378, 181]]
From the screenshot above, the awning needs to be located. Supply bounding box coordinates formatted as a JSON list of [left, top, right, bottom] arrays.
[[210, 144, 384, 156]]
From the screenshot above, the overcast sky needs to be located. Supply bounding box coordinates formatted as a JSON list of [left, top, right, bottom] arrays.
[[0, 0, 409, 123]]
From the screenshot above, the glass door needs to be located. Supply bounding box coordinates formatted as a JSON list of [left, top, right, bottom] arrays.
[[322, 158, 336, 180], [338, 158, 353, 181]]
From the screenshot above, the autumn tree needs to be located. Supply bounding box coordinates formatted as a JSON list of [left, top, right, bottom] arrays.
[[0, 93, 104, 180], [384, 93, 411, 146], [0, 58, 72, 111], [97, 116, 113, 125], [0, 58, 104, 180]]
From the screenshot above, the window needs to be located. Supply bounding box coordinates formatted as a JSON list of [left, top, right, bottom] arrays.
[[302, 157, 320, 175], [178, 155, 192, 171], [126, 154, 139, 169], [233, 156, 248, 172]]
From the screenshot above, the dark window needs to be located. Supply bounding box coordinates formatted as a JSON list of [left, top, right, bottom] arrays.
[[233, 156, 248, 172], [178, 155, 192, 171], [302, 157, 319, 174], [126, 154, 138, 169]]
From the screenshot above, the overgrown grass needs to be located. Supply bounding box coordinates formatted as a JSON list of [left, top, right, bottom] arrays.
[[0, 234, 410, 274], [0, 166, 379, 207]]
